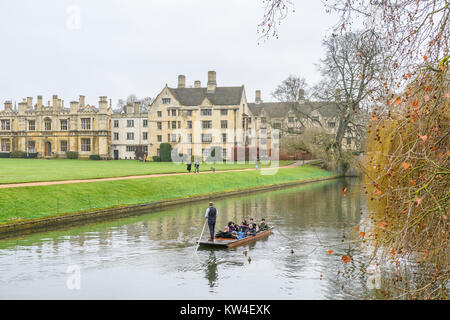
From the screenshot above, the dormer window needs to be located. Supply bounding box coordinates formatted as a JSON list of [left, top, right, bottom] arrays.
[[201, 109, 212, 116]]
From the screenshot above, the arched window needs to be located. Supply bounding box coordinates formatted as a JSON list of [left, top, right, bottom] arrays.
[[44, 118, 52, 131]]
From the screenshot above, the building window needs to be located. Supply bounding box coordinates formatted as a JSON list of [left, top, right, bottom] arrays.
[[60, 119, 68, 131], [60, 140, 68, 152], [201, 109, 212, 116], [143, 132, 148, 140], [222, 148, 227, 158], [157, 111, 162, 117], [187, 110, 193, 116], [28, 120, 35, 131], [162, 98, 171, 104], [222, 133, 227, 143], [260, 138, 267, 145], [221, 109, 228, 116], [187, 121, 192, 129], [187, 133, 192, 143], [202, 148, 210, 159], [44, 118, 52, 131], [126, 146, 136, 152], [261, 117, 266, 124], [273, 123, 281, 129], [157, 122, 162, 130], [1, 120, 11, 131], [81, 118, 91, 130], [327, 122, 336, 128], [178, 121, 181, 129], [81, 138, 91, 152], [221, 120, 228, 129], [28, 141, 36, 153], [202, 121, 212, 129], [1, 139, 11, 151], [171, 109, 177, 116], [114, 120, 119, 128], [157, 148, 160, 156], [143, 119, 148, 127], [311, 116, 319, 122], [171, 134, 177, 142], [202, 134, 212, 143], [127, 120, 134, 128], [127, 132, 134, 140], [172, 121, 177, 129], [157, 135, 162, 142], [114, 132, 119, 140], [288, 117, 294, 123]]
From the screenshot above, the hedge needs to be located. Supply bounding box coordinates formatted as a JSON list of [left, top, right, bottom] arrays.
[[66, 151, 79, 159], [159, 143, 172, 162], [89, 154, 101, 160]]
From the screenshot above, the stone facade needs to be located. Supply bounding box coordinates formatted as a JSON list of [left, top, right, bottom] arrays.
[[110, 102, 149, 160], [0, 95, 112, 158], [147, 71, 251, 161]]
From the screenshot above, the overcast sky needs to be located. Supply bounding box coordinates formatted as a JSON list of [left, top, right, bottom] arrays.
[[0, 0, 340, 108]]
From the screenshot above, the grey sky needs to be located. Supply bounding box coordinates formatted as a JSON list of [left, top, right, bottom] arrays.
[[0, 0, 339, 108]]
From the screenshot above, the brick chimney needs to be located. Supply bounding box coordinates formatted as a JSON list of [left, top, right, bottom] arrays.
[[255, 90, 262, 104], [207, 71, 217, 93], [79, 95, 85, 108], [37, 96, 43, 110], [194, 80, 201, 88], [99, 96, 108, 113]]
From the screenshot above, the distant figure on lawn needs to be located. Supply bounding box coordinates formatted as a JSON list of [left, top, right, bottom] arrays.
[[255, 160, 258, 170], [194, 159, 200, 173], [205, 202, 218, 241], [187, 161, 192, 173]]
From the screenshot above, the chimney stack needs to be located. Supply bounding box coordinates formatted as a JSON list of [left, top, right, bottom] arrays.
[[52, 95, 59, 109], [133, 101, 141, 114], [26, 97, 33, 108], [70, 101, 79, 114], [207, 70, 217, 93], [37, 96, 43, 110], [79, 95, 85, 108], [178, 75, 186, 88], [4, 101, 12, 111], [99, 96, 108, 113], [18, 102, 27, 115], [194, 80, 201, 88], [255, 90, 262, 104]]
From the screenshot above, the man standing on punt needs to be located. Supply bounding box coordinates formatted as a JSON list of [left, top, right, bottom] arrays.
[[205, 202, 218, 242]]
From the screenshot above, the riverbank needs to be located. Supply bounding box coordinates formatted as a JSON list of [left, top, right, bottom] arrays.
[[0, 166, 338, 236]]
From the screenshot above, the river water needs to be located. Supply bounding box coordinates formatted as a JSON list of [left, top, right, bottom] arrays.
[[0, 178, 382, 299]]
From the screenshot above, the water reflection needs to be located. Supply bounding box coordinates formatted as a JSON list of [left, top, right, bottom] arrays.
[[0, 178, 374, 299]]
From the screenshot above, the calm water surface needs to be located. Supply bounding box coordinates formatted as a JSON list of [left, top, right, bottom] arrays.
[[0, 178, 377, 299]]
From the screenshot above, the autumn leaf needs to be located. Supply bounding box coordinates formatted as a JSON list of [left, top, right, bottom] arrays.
[[419, 135, 427, 142], [424, 94, 430, 101], [411, 179, 416, 185], [376, 189, 382, 196], [355, 226, 359, 231], [343, 187, 348, 196], [412, 100, 419, 109], [341, 255, 353, 264], [402, 162, 411, 170], [379, 221, 387, 230], [415, 198, 422, 206], [327, 249, 334, 255], [371, 116, 377, 122], [423, 55, 428, 61], [359, 231, 365, 238], [394, 97, 402, 106], [447, 151, 450, 156]]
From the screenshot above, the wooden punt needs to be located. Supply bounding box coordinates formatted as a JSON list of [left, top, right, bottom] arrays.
[[198, 227, 273, 248]]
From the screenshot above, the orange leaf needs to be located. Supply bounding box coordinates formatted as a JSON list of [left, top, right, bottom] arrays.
[[341, 255, 353, 264], [343, 187, 348, 196], [379, 221, 387, 230], [416, 198, 422, 206], [419, 135, 427, 142], [402, 162, 411, 170], [412, 100, 419, 108], [376, 189, 382, 196], [359, 231, 365, 238], [394, 97, 402, 106], [327, 249, 334, 255], [371, 116, 377, 122], [424, 55, 428, 61], [424, 94, 430, 101], [447, 151, 450, 156], [355, 226, 359, 231], [411, 179, 416, 185]]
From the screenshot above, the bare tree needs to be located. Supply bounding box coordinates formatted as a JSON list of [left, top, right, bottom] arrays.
[[140, 96, 153, 112], [315, 30, 388, 172]]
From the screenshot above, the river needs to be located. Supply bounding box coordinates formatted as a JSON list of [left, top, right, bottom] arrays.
[[0, 177, 384, 299]]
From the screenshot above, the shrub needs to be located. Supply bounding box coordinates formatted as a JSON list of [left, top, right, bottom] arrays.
[[66, 151, 79, 159], [152, 156, 161, 162], [24, 153, 38, 159], [159, 143, 172, 162], [0, 152, 11, 158], [89, 154, 101, 160], [10, 150, 25, 158]]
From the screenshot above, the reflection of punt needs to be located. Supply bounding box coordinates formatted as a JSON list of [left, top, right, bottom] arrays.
[[198, 227, 273, 248]]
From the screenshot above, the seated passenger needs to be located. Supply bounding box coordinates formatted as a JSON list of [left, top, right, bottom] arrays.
[[239, 220, 249, 233], [227, 221, 236, 233], [246, 223, 257, 236], [259, 218, 269, 231]]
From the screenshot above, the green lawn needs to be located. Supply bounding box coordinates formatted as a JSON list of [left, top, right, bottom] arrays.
[[0, 159, 294, 184], [0, 166, 335, 224]]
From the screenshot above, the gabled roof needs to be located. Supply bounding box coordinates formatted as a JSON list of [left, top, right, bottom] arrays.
[[168, 86, 244, 106], [248, 101, 340, 118]]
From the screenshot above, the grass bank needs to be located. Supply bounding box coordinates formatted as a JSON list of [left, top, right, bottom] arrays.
[[0, 166, 335, 226], [0, 159, 293, 184]]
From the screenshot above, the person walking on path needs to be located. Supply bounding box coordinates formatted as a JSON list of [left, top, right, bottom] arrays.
[[205, 202, 218, 241], [187, 161, 192, 173], [194, 159, 200, 173]]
